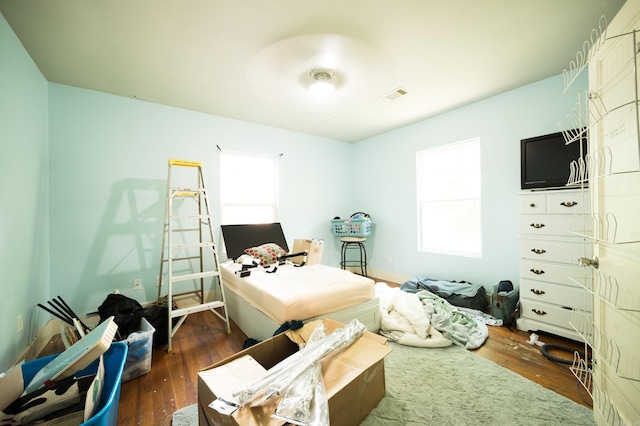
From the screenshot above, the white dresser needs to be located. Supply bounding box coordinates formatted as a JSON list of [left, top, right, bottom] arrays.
[[516, 188, 592, 341]]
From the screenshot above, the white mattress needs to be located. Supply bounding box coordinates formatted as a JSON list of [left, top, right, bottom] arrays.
[[220, 262, 375, 325]]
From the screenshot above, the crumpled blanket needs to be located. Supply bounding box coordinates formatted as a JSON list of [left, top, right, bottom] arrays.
[[376, 283, 488, 349]]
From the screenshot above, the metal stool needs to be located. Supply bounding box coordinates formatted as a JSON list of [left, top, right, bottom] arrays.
[[340, 236, 367, 276]]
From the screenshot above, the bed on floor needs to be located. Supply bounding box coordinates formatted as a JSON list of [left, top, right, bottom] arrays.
[[219, 223, 380, 341]]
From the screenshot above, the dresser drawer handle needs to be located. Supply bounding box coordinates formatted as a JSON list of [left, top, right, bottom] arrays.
[[531, 248, 546, 255], [530, 223, 545, 229], [560, 201, 578, 207], [529, 203, 536, 208], [530, 269, 545, 275], [531, 309, 547, 316], [530, 288, 545, 295]]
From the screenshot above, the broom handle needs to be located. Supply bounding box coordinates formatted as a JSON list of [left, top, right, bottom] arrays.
[[56, 296, 91, 333], [37, 303, 74, 326]]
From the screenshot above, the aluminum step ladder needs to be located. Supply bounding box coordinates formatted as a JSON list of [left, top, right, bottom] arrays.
[[157, 159, 230, 352]]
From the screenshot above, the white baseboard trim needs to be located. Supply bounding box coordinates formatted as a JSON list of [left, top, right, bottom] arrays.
[[366, 268, 410, 286]]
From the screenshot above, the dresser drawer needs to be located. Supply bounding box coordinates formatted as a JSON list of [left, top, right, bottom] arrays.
[[520, 194, 547, 214], [520, 190, 585, 215], [520, 239, 591, 264], [520, 214, 576, 237], [545, 191, 586, 214], [519, 299, 577, 329], [520, 260, 589, 287], [521, 280, 592, 311]]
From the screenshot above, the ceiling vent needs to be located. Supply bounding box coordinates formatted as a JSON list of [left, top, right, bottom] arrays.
[[379, 87, 408, 102]]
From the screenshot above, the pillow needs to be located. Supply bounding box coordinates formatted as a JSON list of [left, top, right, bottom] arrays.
[[244, 243, 287, 266]]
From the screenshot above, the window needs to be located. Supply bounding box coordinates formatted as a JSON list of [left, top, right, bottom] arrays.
[[219, 151, 279, 224], [416, 138, 482, 257]]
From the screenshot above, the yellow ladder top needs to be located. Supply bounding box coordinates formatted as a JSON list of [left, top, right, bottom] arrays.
[[168, 159, 202, 167]]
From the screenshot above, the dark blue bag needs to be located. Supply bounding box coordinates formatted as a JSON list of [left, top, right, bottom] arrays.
[[491, 280, 519, 325]]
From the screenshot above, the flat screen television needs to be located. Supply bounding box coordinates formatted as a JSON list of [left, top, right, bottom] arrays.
[[220, 223, 289, 260], [520, 130, 587, 190]]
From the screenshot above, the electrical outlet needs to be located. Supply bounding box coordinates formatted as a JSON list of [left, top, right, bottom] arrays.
[[133, 279, 142, 290], [17, 314, 23, 333]]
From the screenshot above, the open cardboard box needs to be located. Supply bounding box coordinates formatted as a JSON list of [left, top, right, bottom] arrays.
[[290, 239, 324, 265], [197, 319, 391, 426]]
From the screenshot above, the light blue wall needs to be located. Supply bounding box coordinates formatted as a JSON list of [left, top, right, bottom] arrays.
[[351, 74, 587, 288], [0, 12, 49, 370], [48, 84, 353, 315], [1, 8, 587, 372]]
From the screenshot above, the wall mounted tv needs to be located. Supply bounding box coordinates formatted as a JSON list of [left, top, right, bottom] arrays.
[[520, 129, 587, 190]]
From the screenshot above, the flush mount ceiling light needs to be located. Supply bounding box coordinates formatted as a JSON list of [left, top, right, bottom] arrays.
[[247, 33, 396, 122], [308, 68, 339, 116], [309, 69, 337, 100]]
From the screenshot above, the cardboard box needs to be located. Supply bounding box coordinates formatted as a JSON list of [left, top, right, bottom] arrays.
[[291, 239, 324, 265], [198, 319, 391, 426]]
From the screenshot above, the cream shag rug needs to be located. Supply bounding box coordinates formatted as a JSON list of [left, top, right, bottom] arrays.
[[173, 342, 594, 425], [171, 404, 198, 426]]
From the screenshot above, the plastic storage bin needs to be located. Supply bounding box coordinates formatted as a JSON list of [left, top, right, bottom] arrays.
[[121, 317, 155, 382], [331, 218, 373, 237], [21, 342, 128, 426]]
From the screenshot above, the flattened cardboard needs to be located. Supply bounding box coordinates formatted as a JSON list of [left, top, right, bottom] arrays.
[[199, 355, 266, 407], [0, 365, 23, 412], [198, 319, 391, 426]]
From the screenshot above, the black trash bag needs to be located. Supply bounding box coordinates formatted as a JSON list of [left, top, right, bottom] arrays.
[[98, 293, 143, 340], [98, 294, 179, 348], [138, 305, 170, 348]]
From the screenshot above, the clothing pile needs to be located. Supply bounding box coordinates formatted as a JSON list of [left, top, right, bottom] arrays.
[[375, 283, 489, 349]]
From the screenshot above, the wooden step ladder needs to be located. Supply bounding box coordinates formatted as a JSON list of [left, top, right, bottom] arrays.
[[157, 159, 230, 352]]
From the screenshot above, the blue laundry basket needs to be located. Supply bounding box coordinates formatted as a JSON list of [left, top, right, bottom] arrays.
[[331, 218, 373, 237], [21, 342, 128, 426]]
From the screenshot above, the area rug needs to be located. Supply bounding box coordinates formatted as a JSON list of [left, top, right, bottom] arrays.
[[173, 342, 594, 425], [172, 403, 198, 426]]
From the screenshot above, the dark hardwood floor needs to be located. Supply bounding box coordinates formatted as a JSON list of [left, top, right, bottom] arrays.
[[111, 284, 592, 425], [474, 324, 592, 408], [116, 310, 247, 425]]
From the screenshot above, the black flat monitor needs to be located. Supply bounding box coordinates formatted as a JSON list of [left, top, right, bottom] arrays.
[[520, 129, 587, 190], [221, 223, 289, 260]]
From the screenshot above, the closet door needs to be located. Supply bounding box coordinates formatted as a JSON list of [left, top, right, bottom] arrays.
[[585, 2, 640, 423]]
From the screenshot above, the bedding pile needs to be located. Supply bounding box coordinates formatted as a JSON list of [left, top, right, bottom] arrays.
[[375, 283, 488, 349]]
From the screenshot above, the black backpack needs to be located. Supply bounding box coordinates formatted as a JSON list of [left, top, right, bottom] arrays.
[[491, 281, 520, 326], [98, 293, 143, 339]]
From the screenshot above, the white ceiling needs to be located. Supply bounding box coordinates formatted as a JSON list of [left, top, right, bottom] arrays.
[[0, 0, 626, 143]]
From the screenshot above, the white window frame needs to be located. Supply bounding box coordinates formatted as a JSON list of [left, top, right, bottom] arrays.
[[219, 150, 279, 225], [416, 138, 482, 258]]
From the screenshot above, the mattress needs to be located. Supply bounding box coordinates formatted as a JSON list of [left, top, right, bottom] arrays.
[[220, 262, 375, 325]]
